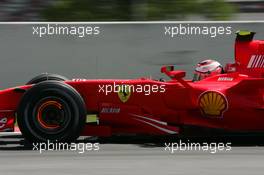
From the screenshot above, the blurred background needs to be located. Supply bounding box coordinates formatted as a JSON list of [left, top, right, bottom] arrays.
[[0, 22, 263, 89], [0, 0, 263, 88], [0, 0, 263, 21]]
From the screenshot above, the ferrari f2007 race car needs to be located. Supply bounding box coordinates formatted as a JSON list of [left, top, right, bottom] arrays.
[[0, 31, 263, 143]]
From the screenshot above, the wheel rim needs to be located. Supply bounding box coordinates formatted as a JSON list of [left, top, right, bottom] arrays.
[[33, 97, 71, 134]]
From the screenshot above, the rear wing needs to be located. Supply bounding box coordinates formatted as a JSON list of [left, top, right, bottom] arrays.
[[234, 31, 264, 78]]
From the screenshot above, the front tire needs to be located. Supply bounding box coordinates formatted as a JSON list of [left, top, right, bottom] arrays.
[[17, 81, 86, 143], [26, 73, 68, 85]]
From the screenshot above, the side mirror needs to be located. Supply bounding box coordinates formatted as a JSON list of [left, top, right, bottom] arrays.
[[161, 65, 174, 73], [161, 65, 186, 80], [168, 70, 186, 79]]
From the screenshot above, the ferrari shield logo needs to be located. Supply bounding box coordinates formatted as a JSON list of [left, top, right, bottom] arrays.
[[198, 91, 228, 118], [118, 85, 131, 103]]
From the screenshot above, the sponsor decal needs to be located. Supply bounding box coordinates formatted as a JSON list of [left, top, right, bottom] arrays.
[[247, 55, 264, 68], [218, 77, 233, 81], [117, 85, 131, 103], [0, 117, 7, 129], [198, 91, 228, 118], [101, 107, 120, 113]]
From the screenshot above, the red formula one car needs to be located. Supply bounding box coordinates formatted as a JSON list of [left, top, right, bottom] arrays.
[[0, 31, 263, 142]]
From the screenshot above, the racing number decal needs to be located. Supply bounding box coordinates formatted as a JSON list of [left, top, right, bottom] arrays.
[[0, 117, 7, 129], [118, 85, 131, 103], [198, 91, 228, 118]]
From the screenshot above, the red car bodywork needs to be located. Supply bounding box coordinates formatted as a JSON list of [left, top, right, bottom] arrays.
[[0, 33, 264, 137]]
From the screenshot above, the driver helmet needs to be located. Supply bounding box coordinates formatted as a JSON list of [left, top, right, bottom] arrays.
[[193, 59, 223, 81]]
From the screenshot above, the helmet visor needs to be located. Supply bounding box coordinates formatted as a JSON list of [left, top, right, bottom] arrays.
[[193, 72, 209, 81]]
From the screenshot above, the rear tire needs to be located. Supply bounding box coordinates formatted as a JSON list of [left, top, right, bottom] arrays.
[[26, 73, 68, 85], [17, 81, 86, 143]]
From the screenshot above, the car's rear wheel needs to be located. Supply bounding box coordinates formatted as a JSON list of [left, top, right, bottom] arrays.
[[26, 73, 68, 85], [17, 81, 86, 143]]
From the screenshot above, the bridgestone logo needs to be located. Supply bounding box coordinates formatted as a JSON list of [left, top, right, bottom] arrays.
[[247, 55, 264, 68]]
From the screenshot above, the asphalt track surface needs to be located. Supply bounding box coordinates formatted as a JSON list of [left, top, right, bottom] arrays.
[[1, 134, 264, 175]]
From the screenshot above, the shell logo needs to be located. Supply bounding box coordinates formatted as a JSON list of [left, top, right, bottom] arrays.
[[198, 91, 228, 118]]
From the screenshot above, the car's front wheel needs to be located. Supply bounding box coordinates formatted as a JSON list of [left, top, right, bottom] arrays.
[[17, 81, 86, 143]]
